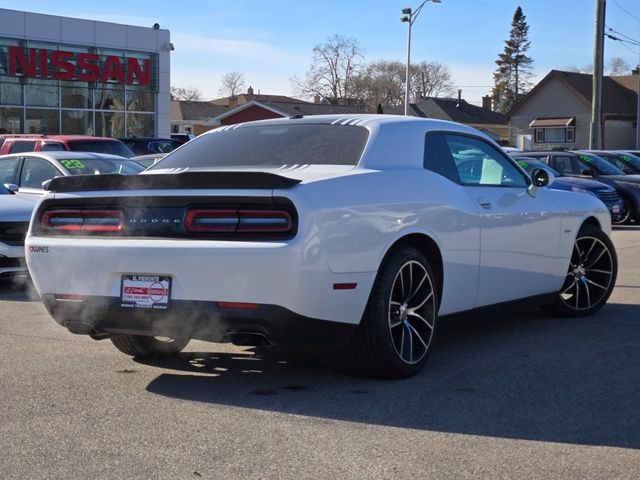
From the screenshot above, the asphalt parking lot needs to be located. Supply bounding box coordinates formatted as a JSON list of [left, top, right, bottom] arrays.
[[1, 228, 639, 479]]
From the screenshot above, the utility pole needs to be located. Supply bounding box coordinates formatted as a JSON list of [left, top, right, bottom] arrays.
[[590, 0, 606, 149], [636, 60, 640, 149]]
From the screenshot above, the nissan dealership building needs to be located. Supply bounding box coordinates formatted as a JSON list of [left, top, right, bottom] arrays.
[[0, 8, 171, 138]]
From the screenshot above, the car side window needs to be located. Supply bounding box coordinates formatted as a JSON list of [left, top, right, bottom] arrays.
[[8, 140, 37, 153], [550, 155, 576, 174], [41, 142, 65, 152], [424, 132, 461, 183], [442, 134, 527, 187], [19, 158, 61, 189], [0, 157, 20, 184]]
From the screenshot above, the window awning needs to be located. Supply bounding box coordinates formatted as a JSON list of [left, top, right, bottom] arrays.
[[529, 117, 575, 128]]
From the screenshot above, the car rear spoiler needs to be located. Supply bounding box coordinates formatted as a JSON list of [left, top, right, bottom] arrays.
[[47, 171, 302, 192]]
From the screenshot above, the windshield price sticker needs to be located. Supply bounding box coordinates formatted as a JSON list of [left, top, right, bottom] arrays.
[[121, 275, 171, 309]]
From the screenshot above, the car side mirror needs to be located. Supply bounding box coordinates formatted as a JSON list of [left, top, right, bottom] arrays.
[[41, 179, 53, 190], [530, 168, 554, 187], [3, 183, 19, 194]]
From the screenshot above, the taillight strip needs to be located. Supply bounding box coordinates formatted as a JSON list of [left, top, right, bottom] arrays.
[[42, 209, 123, 232], [185, 209, 292, 234]]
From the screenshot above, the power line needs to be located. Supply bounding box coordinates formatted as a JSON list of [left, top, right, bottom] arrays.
[[611, 0, 640, 23], [606, 25, 640, 45], [606, 33, 640, 47]]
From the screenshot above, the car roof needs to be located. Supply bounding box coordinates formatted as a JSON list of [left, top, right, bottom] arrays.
[[211, 113, 477, 130], [120, 137, 174, 141], [0, 152, 131, 161]]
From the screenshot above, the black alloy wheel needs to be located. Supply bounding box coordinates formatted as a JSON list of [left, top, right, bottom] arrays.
[[352, 246, 438, 378], [545, 225, 617, 317]]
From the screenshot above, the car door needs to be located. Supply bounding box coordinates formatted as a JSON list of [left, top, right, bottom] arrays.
[[441, 133, 563, 306], [17, 156, 64, 195]]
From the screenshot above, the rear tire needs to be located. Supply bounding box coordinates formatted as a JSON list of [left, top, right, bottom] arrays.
[[110, 335, 189, 358], [544, 225, 617, 317], [351, 246, 439, 379]]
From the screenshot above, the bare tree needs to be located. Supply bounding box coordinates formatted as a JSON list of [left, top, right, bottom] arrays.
[[564, 57, 629, 76], [218, 72, 246, 97], [295, 35, 364, 99], [607, 57, 631, 76], [352, 60, 406, 111], [352, 60, 454, 111], [170, 86, 204, 101], [411, 61, 455, 99]]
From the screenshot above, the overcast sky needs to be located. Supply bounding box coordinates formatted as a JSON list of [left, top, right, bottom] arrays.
[[2, 0, 639, 105]]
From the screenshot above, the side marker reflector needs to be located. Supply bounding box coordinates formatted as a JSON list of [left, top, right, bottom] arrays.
[[54, 294, 84, 302], [333, 283, 357, 290], [216, 302, 260, 310]]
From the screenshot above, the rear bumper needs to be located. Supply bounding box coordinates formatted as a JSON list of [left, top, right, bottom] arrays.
[[42, 295, 356, 349], [26, 237, 376, 325]]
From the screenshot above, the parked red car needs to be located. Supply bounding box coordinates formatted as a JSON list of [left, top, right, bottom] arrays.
[[0, 135, 134, 157]]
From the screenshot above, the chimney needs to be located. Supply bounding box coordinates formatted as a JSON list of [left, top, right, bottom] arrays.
[[482, 95, 493, 110], [314, 94, 321, 104], [456, 89, 462, 108], [247, 86, 254, 95]]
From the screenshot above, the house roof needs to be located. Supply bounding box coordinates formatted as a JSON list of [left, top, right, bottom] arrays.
[[385, 98, 506, 125], [205, 99, 363, 125], [509, 70, 639, 117], [171, 100, 228, 122], [209, 93, 310, 107]]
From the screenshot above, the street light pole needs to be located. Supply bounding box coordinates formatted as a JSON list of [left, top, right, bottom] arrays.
[[401, 0, 442, 116], [404, 18, 412, 116]]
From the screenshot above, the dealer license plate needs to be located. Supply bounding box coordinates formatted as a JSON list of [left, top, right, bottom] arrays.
[[121, 274, 171, 310]]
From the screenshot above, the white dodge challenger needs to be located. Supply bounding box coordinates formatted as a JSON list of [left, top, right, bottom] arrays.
[[25, 115, 617, 378]]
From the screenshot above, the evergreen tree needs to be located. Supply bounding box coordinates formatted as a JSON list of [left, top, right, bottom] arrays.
[[492, 6, 534, 113]]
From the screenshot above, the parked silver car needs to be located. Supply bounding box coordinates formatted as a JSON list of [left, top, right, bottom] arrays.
[[0, 184, 37, 276], [0, 151, 145, 196]]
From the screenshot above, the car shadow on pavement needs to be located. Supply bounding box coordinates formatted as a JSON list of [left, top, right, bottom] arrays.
[[141, 302, 640, 449]]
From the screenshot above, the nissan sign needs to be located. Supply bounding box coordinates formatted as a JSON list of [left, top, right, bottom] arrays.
[[7, 46, 152, 86]]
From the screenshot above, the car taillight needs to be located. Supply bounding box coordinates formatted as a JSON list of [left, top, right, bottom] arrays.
[[42, 209, 123, 232], [185, 209, 292, 234]]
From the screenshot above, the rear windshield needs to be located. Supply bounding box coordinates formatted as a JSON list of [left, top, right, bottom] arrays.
[[150, 124, 369, 169], [58, 158, 144, 175], [67, 140, 135, 158]]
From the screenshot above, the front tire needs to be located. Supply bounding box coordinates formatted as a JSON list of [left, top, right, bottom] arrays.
[[612, 198, 632, 225], [110, 335, 190, 358], [545, 225, 617, 317], [351, 246, 439, 379]]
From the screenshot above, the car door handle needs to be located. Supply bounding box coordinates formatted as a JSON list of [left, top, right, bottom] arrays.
[[478, 198, 492, 209]]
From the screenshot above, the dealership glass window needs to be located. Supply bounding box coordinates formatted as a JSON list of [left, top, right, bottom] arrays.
[[0, 77, 22, 106], [126, 113, 155, 136], [62, 110, 93, 135], [26, 108, 59, 134], [25, 79, 59, 108], [0, 107, 23, 134], [95, 111, 125, 137], [126, 86, 154, 112], [61, 86, 92, 109], [94, 85, 125, 110]]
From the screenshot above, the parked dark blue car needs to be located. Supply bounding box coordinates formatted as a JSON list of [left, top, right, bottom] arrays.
[[514, 157, 625, 223]]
